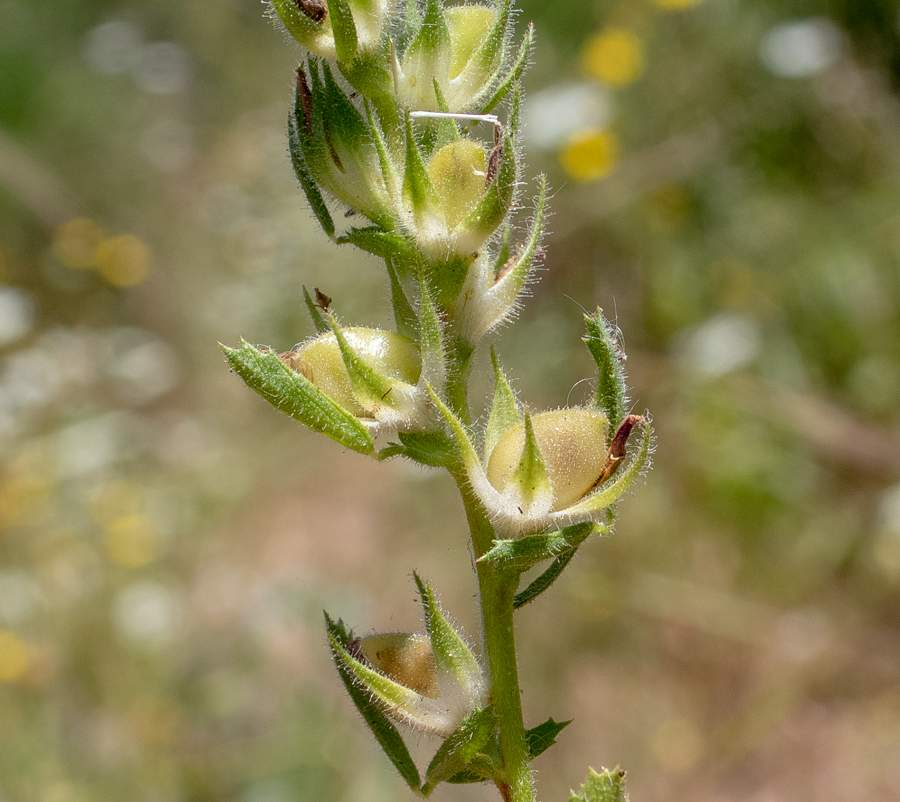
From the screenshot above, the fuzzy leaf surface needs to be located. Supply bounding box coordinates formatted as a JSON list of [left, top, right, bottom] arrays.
[[221, 341, 373, 454], [583, 310, 627, 428], [479, 523, 595, 573], [526, 717, 572, 759], [422, 706, 496, 794], [570, 767, 629, 802]]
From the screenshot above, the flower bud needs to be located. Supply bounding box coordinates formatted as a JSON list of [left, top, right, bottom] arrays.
[[357, 633, 440, 698], [296, 327, 420, 416], [270, 0, 396, 62], [487, 409, 609, 511]]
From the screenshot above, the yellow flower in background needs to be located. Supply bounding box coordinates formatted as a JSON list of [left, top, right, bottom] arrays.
[[95, 235, 152, 287], [560, 129, 619, 182], [653, 0, 704, 9], [52, 217, 104, 269], [581, 28, 644, 87], [104, 514, 160, 567], [0, 630, 29, 682]]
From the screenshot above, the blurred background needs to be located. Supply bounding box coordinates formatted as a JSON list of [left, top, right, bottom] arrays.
[[1, 0, 899, 800]]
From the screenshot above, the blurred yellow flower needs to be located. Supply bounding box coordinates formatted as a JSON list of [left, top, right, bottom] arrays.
[[560, 129, 619, 182], [95, 235, 152, 287], [581, 28, 644, 87], [0, 630, 29, 682], [52, 217, 105, 269], [104, 514, 160, 567], [653, 0, 704, 9]]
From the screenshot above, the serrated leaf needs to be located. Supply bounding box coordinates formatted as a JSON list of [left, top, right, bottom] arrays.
[[484, 347, 520, 462], [221, 341, 373, 454], [583, 310, 628, 429], [421, 707, 496, 795], [288, 115, 335, 237], [479, 523, 595, 573], [526, 717, 571, 759], [397, 431, 457, 468], [570, 767, 629, 802], [325, 0, 358, 63], [414, 575, 482, 696], [325, 614, 422, 794], [303, 286, 330, 334]]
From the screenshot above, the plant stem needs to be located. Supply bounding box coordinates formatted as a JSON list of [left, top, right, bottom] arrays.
[[456, 475, 535, 802]]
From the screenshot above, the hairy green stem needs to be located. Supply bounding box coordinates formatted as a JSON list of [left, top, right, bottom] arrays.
[[456, 475, 535, 802]]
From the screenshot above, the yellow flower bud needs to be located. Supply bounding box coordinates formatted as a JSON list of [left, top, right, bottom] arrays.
[[487, 409, 609, 510]]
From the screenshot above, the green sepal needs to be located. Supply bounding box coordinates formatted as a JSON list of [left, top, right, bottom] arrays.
[[487, 176, 546, 320], [583, 310, 628, 429], [329, 316, 397, 412], [431, 81, 461, 149], [325, 614, 423, 794], [221, 340, 374, 455], [421, 706, 496, 795], [387, 259, 418, 339], [414, 574, 482, 695], [303, 286, 330, 334], [416, 273, 446, 390], [322, 62, 371, 154], [460, 129, 516, 242], [570, 767, 630, 802], [425, 382, 482, 476], [526, 717, 572, 759], [288, 114, 335, 238], [325, 0, 358, 63], [467, 0, 511, 88], [403, 114, 440, 219], [364, 98, 401, 205], [492, 225, 512, 278], [411, 0, 451, 58], [484, 347, 520, 462], [398, 0, 423, 57], [478, 523, 595, 574], [509, 409, 552, 507], [563, 418, 651, 517], [337, 226, 411, 258], [476, 24, 533, 116], [445, 752, 501, 784], [397, 431, 458, 468]]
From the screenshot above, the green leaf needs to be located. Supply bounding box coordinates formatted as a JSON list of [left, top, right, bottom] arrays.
[[513, 548, 578, 609], [288, 115, 335, 237], [570, 767, 630, 802], [337, 226, 411, 258], [445, 751, 501, 784], [303, 286, 330, 334], [460, 129, 516, 242], [403, 114, 439, 219], [386, 259, 418, 339], [421, 707, 496, 795], [484, 347, 520, 462], [397, 431, 457, 468], [325, 0, 358, 63], [509, 410, 552, 507], [414, 575, 482, 695], [329, 316, 396, 411], [325, 615, 422, 794], [477, 25, 534, 115], [416, 273, 446, 391], [221, 340, 374, 455], [583, 310, 628, 428], [526, 717, 572, 759], [425, 382, 482, 478], [322, 61, 371, 152], [479, 523, 595, 574]]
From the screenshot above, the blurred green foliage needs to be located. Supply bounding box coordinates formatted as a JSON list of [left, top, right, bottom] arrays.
[[1, 1, 899, 801]]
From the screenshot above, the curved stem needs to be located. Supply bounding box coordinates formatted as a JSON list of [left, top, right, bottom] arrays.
[[455, 474, 535, 802]]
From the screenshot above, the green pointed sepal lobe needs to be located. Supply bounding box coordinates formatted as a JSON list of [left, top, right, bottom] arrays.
[[583, 309, 628, 428], [221, 340, 374, 455], [570, 767, 630, 802], [324, 614, 423, 794], [422, 706, 496, 795], [509, 409, 552, 507], [325, 0, 358, 64], [484, 347, 520, 462], [478, 522, 596, 574]]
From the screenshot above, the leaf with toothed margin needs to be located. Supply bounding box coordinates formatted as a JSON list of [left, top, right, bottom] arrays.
[[414, 574, 482, 695], [570, 767, 630, 802], [221, 340, 373, 455], [288, 115, 335, 237], [303, 286, 329, 334], [387, 260, 418, 339], [561, 418, 651, 518], [397, 431, 458, 468], [583, 309, 628, 428], [421, 706, 496, 795], [476, 26, 534, 115], [478, 523, 595, 573], [325, 614, 422, 793], [526, 717, 572, 759], [325, 0, 357, 63], [484, 348, 520, 462]]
